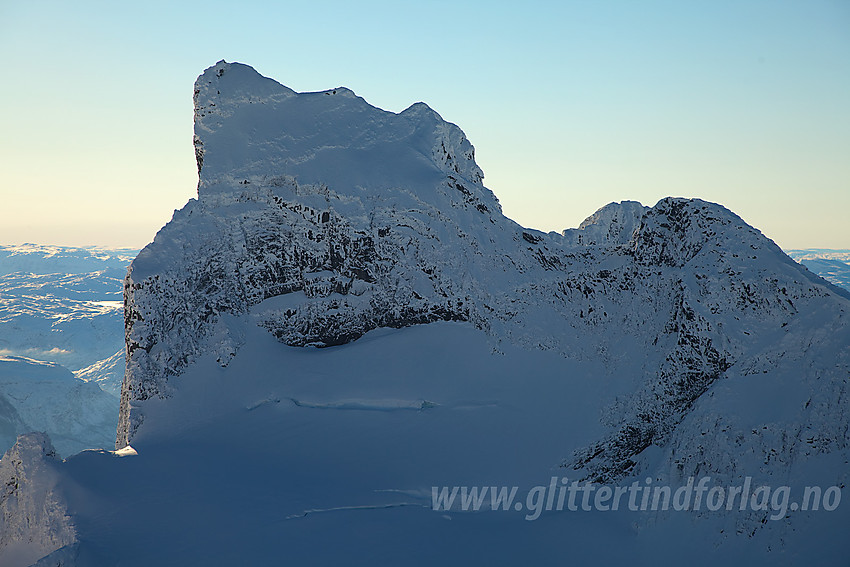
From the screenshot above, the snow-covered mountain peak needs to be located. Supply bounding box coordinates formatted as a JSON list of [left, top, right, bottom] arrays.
[[193, 60, 297, 118], [118, 62, 850, 456], [578, 200, 646, 230], [4, 61, 850, 565], [317, 85, 358, 98], [565, 199, 648, 246], [630, 197, 817, 275], [191, 61, 490, 212], [0, 431, 57, 462], [0, 433, 74, 563]]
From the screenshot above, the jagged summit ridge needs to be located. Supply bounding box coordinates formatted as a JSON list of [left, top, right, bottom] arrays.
[[192, 60, 487, 202]]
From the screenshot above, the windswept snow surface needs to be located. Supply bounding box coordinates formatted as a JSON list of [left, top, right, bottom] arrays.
[[39, 322, 850, 565]]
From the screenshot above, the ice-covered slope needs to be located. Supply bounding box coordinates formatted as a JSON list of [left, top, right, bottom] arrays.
[[73, 352, 123, 398], [21, 322, 850, 565], [5, 61, 849, 565], [0, 357, 118, 457]]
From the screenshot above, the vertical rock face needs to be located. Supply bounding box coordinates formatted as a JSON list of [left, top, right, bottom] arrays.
[[0, 433, 75, 564], [117, 62, 849, 503]]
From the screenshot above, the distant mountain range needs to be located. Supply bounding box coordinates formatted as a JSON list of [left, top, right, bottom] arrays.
[[0, 245, 135, 457], [785, 249, 850, 291]]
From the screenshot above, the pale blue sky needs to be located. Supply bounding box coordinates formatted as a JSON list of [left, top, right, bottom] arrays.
[[1, 0, 848, 248]]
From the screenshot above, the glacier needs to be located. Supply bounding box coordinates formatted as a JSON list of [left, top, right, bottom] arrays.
[[2, 61, 849, 566]]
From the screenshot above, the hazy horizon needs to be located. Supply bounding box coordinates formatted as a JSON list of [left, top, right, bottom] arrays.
[[1, 1, 848, 249]]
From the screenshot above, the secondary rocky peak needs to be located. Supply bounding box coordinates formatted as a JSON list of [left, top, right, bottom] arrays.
[[564, 200, 648, 247], [632, 197, 774, 267]]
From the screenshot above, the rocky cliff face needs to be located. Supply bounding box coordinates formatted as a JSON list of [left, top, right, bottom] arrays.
[[117, 61, 849, 496], [0, 433, 75, 564]]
